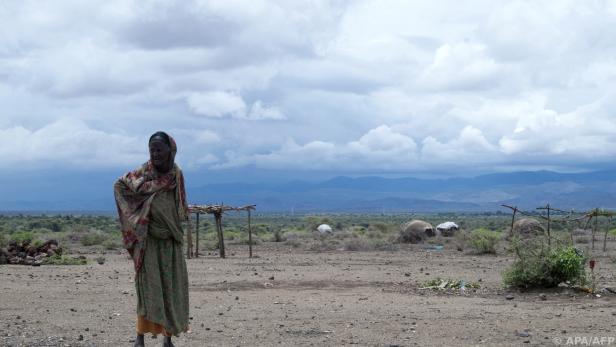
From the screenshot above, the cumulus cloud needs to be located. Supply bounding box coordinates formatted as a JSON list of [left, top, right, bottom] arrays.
[[247, 101, 286, 120], [1, 0, 616, 175], [187, 91, 285, 120], [0, 118, 143, 168], [422, 126, 497, 163], [417, 42, 502, 91], [217, 125, 419, 170], [188, 91, 246, 118]]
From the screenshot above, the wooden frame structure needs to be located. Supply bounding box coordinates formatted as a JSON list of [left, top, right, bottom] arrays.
[[185, 204, 256, 259], [502, 204, 616, 252]]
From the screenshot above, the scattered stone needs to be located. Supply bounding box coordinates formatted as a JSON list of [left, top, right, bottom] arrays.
[[78, 335, 84, 341], [516, 330, 530, 338], [539, 293, 547, 301], [505, 294, 514, 300]]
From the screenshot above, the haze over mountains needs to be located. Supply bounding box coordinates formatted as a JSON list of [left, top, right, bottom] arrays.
[[2, 170, 616, 213]]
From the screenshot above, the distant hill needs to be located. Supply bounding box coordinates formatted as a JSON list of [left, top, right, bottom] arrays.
[[1, 169, 615, 213], [189, 170, 616, 213]]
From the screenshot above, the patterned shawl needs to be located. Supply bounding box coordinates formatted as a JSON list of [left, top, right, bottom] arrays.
[[114, 134, 188, 272]]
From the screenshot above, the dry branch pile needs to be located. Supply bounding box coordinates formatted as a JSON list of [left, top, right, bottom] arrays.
[[0, 239, 63, 266], [188, 204, 256, 214]]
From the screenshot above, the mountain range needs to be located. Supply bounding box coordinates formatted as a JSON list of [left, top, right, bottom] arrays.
[[2, 169, 616, 213], [189, 170, 616, 213]]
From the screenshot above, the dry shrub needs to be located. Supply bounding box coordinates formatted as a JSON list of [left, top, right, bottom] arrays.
[[342, 238, 372, 251]]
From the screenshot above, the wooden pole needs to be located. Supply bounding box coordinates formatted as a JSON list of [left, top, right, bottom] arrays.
[[547, 203, 551, 247], [570, 209, 575, 245], [509, 206, 517, 237], [248, 209, 253, 258], [215, 212, 226, 258], [593, 212, 598, 251], [186, 215, 193, 258], [195, 212, 200, 258], [603, 217, 610, 253]]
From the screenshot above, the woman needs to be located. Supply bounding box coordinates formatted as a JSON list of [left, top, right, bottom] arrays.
[[114, 131, 189, 347]]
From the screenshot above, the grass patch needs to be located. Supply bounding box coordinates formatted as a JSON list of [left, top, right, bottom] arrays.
[[81, 232, 107, 246]]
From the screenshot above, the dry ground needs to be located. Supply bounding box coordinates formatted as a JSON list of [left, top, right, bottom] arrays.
[[2, 242, 616, 347]]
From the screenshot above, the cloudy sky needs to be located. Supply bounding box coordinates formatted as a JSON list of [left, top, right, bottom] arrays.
[[2, 0, 616, 181]]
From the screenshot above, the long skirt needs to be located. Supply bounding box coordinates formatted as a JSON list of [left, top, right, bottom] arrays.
[[135, 234, 189, 336]]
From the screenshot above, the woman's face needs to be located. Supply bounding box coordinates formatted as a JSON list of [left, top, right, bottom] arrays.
[[149, 139, 171, 171]]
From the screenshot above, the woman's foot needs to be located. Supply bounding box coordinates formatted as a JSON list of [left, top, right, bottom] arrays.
[[163, 336, 175, 347], [133, 334, 145, 347]]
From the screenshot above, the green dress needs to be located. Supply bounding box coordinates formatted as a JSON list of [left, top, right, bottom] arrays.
[[135, 189, 189, 335]]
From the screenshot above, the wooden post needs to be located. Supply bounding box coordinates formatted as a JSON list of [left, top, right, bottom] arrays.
[[509, 206, 517, 237], [547, 203, 551, 247], [592, 212, 598, 251], [570, 209, 575, 244], [186, 214, 193, 258], [215, 212, 226, 258], [248, 209, 253, 258], [603, 217, 610, 253], [195, 212, 200, 258], [536, 204, 552, 246]]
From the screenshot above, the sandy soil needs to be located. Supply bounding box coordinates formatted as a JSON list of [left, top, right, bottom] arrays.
[[2, 243, 616, 347]]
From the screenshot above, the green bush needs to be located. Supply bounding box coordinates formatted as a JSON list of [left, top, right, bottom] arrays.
[[468, 229, 500, 254], [503, 245, 587, 288], [81, 232, 107, 246], [0, 233, 6, 248], [10, 232, 35, 244]]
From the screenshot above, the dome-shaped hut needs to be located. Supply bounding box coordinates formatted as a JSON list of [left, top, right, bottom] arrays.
[[436, 222, 459, 237], [317, 224, 333, 234], [511, 218, 545, 239], [399, 220, 435, 244]]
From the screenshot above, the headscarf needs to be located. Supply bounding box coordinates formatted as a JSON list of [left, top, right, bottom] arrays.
[[114, 132, 188, 272]]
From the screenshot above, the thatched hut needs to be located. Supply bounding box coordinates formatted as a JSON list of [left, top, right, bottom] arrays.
[[399, 220, 435, 244], [510, 218, 545, 239]]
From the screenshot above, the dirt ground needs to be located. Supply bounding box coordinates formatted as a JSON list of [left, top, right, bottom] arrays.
[[2, 242, 616, 347]]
